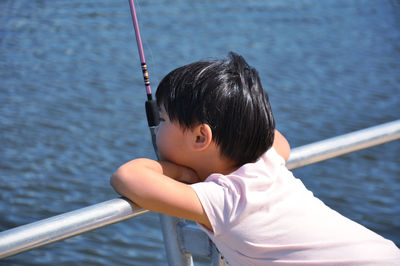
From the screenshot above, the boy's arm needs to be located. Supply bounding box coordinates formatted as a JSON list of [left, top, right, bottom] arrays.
[[273, 129, 290, 161], [110, 158, 212, 230]]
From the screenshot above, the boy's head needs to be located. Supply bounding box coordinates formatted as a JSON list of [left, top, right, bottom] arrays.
[[156, 52, 275, 166]]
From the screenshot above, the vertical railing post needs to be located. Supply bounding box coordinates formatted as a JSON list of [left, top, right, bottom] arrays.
[[159, 215, 193, 266]]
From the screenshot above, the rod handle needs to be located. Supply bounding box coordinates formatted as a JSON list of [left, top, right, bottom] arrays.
[[145, 99, 159, 127]]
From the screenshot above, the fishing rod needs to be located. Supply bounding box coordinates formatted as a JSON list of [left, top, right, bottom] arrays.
[[127, 2, 193, 264], [128, 0, 159, 153], [126, 2, 222, 264]]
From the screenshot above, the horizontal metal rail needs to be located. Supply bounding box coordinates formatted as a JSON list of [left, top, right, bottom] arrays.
[[286, 119, 400, 169], [0, 198, 149, 259], [0, 119, 399, 259]]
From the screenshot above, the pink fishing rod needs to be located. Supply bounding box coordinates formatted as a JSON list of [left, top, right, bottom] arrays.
[[128, 0, 159, 150], [128, 0, 151, 98]]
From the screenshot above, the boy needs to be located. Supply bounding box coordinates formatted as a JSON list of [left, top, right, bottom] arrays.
[[111, 52, 400, 265]]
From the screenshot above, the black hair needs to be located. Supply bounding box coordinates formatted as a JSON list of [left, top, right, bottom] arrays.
[[156, 52, 275, 166]]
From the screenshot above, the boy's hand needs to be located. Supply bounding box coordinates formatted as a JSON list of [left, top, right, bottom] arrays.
[[159, 161, 200, 184]]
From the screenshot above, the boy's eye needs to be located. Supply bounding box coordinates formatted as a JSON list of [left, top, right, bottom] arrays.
[[158, 113, 166, 122]]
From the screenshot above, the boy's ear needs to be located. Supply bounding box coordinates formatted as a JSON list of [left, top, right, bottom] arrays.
[[192, 124, 213, 151]]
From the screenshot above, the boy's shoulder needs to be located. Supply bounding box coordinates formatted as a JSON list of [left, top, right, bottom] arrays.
[[232, 147, 286, 178]]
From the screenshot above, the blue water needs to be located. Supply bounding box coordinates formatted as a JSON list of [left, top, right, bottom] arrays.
[[0, 0, 399, 265]]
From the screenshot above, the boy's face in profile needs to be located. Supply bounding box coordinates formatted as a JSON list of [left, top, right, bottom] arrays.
[[155, 105, 191, 165]]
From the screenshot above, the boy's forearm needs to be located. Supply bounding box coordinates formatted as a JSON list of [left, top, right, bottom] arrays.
[[110, 158, 179, 208], [111, 159, 175, 194], [110, 158, 158, 200], [111, 159, 180, 183], [110, 159, 199, 201], [109, 159, 206, 224]]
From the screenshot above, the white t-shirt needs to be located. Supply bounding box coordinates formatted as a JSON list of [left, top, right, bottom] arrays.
[[191, 147, 400, 265]]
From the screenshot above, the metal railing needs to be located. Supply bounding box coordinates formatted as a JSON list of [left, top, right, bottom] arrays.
[[0, 119, 399, 263], [285, 119, 400, 170]]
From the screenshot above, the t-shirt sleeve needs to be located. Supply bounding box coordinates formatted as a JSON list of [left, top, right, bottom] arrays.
[[191, 180, 230, 236]]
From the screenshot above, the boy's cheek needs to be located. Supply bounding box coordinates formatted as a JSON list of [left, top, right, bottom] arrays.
[[155, 132, 168, 160], [156, 140, 176, 164], [155, 132, 165, 157], [155, 125, 163, 147]]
